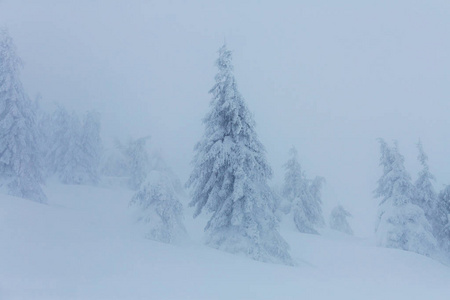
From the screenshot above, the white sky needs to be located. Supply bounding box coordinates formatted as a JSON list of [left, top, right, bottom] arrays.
[[2, 0, 450, 236]]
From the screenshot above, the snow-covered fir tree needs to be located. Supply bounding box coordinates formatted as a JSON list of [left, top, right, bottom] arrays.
[[105, 136, 168, 190], [282, 147, 302, 214], [149, 150, 184, 196], [46, 107, 102, 185], [282, 147, 325, 234], [437, 185, 450, 254], [117, 136, 151, 190], [34, 98, 53, 177], [45, 105, 72, 175], [130, 170, 187, 244], [329, 205, 353, 235], [56, 111, 85, 184], [414, 141, 436, 212], [78, 110, 102, 184], [128, 143, 187, 243], [0, 29, 46, 202], [101, 146, 129, 178], [310, 176, 326, 224], [374, 139, 436, 256], [187, 45, 292, 265], [414, 141, 444, 238]]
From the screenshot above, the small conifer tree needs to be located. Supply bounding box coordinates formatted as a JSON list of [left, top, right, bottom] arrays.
[[283, 147, 324, 234], [329, 205, 353, 235]]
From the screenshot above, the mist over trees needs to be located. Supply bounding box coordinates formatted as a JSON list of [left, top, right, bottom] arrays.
[[99, 135, 188, 244], [0, 29, 46, 203], [2, 27, 450, 265], [115, 136, 151, 190], [329, 205, 353, 235], [0, 29, 103, 201], [282, 147, 325, 234], [42, 107, 102, 185]]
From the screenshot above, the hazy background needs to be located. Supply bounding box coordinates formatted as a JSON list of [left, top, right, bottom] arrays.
[[1, 0, 450, 236]]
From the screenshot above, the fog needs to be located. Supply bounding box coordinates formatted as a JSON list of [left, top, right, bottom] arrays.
[[2, 0, 450, 236]]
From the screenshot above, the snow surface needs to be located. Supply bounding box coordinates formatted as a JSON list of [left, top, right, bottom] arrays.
[[1, 182, 450, 300]]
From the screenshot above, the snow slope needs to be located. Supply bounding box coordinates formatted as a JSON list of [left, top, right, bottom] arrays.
[[1, 182, 450, 300]]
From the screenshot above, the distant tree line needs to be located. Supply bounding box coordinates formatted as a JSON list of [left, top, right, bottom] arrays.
[[0, 29, 102, 202]]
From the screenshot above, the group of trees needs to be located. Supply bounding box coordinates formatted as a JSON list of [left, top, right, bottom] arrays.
[[188, 43, 450, 265], [0, 29, 102, 202], [187, 45, 353, 265], [4, 26, 448, 266], [282, 147, 326, 234], [281, 147, 353, 237], [0, 29, 46, 202], [375, 139, 450, 258], [40, 106, 102, 185], [0, 29, 186, 246], [103, 135, 187, 244]]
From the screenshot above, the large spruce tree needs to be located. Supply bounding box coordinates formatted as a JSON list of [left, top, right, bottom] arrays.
[[0, 29, 46, 202], [187, 45, 292, 265]]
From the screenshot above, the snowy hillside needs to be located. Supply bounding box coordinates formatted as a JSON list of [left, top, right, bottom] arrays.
[[1, 182, 450, 300]]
